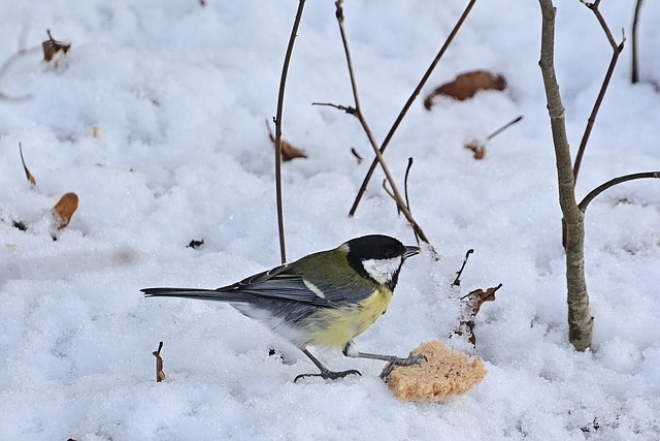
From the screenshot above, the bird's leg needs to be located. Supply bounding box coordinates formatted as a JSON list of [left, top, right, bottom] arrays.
[[341, 341, 426, 380], [293, 348, 362, 383]]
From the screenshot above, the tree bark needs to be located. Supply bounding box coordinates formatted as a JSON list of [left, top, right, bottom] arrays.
[[538, 0, 593, 351]]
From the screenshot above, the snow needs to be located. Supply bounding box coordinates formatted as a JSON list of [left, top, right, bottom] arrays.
[[1, 0, 659, 439]]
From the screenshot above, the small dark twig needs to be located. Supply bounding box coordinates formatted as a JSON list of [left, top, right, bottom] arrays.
[[577, 171, 660, 212], [486, 115, 524, 140], [349, 0, 478, 216], [631, 0, 644, 84], [573, 1, 626, 184], [350, 147, 363, 164], [381, 179, 397, 204], [403, 157, 419, 245], [453, 249, 474, 287], [311, 101, 356, 115], [273, 0, 307, 264]]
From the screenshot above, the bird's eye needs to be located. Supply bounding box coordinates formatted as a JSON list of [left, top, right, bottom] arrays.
[[386, 249, 396, 258]]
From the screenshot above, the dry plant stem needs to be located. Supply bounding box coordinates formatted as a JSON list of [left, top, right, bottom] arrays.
[[539, 0, 593, 351], [578, 172, 660, 212], [273, 0, 306, 264], [349, 0, 477, 216], [631, 0, 643, 84], [403, 157, 420, 245], [573, 1, 625, 184], [487, 115, 524, 140], [453, 249, 474, 287], [333, 0, 432, 247]]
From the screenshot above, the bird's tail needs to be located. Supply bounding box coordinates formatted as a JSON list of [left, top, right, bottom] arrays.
[[142, 287, 251, 303]]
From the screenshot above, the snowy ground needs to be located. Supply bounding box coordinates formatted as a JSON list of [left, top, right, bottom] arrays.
[[1, 1, 659, 440]]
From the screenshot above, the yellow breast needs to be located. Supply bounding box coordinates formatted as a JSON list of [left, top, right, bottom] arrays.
[[304, 288, 393, 349]]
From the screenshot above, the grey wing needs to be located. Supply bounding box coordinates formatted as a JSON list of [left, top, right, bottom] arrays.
[[217, 264, 373, 307]]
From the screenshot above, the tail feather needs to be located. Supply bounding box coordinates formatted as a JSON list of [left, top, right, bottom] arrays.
[[142, 287, 250, 303]]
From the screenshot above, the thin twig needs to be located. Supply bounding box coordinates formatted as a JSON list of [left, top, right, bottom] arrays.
[[351, 147, 363, 164], [577, 171, 660, 212], [381, 179, 397, 203], [453, 249, 474, 287], [403, 157, 413, 213], [273, 0, 306, 264], [349, 0, 478, 216], [403, 157, 420, 244], [631, 0, 644, 84], [486, 115, 524, 140], [311, 101, 356, 115], [573, 1, 626, 184], [333, 1, 434, 250]]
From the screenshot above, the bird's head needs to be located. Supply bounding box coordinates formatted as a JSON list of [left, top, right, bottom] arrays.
[[342, 235, 420, 290]]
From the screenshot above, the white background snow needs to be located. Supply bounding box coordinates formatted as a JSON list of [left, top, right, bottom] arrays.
[[1, 0, 659, 440]]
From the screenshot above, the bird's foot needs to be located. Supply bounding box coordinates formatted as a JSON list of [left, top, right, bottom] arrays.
[[380, 354, 426, 381], [294, 368, 362, 383]]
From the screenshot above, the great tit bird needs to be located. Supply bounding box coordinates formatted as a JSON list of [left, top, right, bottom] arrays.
[[142, 234, 422, 381]]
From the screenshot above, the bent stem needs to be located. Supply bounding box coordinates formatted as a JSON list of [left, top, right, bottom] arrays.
[[573, 0, 626, 184], [273, 0, 306, 263], [578, 172, 660, 212]]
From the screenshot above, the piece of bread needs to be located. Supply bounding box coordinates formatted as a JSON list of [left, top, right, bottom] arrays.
[[386, 340, 486, 401]]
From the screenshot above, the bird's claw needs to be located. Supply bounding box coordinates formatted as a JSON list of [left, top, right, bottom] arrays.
[[294, 368, 362, 383], [380, 354, 427, 381]]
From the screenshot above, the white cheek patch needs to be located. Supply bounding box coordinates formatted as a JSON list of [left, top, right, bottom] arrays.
[[362, 257, 402, 285]]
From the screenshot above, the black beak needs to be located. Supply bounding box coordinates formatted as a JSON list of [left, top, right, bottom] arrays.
[[403, 245, 421, 259]]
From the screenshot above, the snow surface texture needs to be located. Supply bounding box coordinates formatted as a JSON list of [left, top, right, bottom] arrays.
[[1, 1, 659, 440]]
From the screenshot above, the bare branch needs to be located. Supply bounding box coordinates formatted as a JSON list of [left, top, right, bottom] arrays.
[[578, 171, 660, 212], [332, 0, 434, 250], [573, 1, 626, 184], [631, 0, 644, 84], [311, 101, 356, 115], [273, 0, 307, 264], [349, 0, 477, 216]]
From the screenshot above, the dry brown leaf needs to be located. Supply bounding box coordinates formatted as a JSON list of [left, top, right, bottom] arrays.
[[424, 70, 507, 109], [456, 284, 502, 345], [279, 138, 307, 161], [153, 341, 165, 382], [91, 126, 101, 138], [18, 142, 36, 186], [42, 29, 71, 62], [265, 119, 307, 161], [52, 192, 79, 229], [464, 139, 486, 160]]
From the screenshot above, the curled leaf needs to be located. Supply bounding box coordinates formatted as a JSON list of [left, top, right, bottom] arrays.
[[456, 284, 502, 345], [464, 140, 486, 160], [424, 70, 507, 109], [264, 119, 307, 161], [18, 142, 36, 186], [153, 341, 166, 382], [52, 192, 79, 229], [42, 29, 71, 62]]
